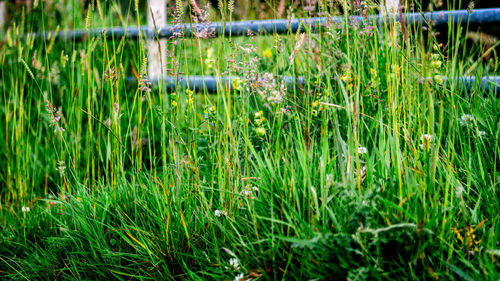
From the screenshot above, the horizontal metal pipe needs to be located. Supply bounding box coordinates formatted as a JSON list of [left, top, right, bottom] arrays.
[[33, 8, 500, 41], [447, 76, 500, 93], [126, 76, 305, 92], [125, 75, 500, 93]]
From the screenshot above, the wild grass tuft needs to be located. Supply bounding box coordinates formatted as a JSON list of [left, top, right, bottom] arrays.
[[0, 0, 499, 280]]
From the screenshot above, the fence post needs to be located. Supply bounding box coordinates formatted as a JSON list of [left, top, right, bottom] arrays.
[[148, 0, 167, 80], [0, 1, 5, 32], [382, 0, 400, 16]]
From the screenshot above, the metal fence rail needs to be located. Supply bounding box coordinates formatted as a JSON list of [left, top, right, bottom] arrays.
[[127, 76, 500, 93], [34, 8, 500, 41], [126, 76, 304, 92], [28, 8, 500, 93]]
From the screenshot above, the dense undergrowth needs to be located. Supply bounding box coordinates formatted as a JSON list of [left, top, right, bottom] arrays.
[[0, 0, 499, 280]]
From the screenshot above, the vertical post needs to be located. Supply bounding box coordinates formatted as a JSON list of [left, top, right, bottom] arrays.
[[382, 0, 400, 16], [0, 1, 5, 32], [381, 0, 400, 45], [148, 0, 167, 80]]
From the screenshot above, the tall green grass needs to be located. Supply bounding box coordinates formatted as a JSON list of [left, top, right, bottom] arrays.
[[0, 0, 499, 280]]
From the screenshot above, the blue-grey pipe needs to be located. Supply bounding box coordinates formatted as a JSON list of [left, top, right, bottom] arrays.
[[126, 76, 305, 92], [446, 76, 500, 93], [125, 75, 499, 93], [34, 8, 500, 41]]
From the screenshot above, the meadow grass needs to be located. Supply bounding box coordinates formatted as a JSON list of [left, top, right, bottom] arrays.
[[0, 0, 499, 280]]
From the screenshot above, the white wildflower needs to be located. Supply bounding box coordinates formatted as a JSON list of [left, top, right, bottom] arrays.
[[421, 134, 434, 142], [478, 130, 486, 137], [420, 134, 434, 150], [461, 114, 474, 123], [56, 161, 66, 176], [215, 209, 227, 217], [21, 206, 30, 213], [229, 258, 240, 270], [357, 146, 368, 154], [267, 90, 284, 104], [459, 114, 475, 126], [234, 273, 246, 281], [356, 165, 367, 177]]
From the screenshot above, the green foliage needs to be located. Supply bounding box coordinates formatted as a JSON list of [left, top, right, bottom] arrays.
[[0, 0, 499, 280]]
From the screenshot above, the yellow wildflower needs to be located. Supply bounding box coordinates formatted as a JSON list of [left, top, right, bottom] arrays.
[[205, 48, 215, 69], [430, 60, 442, 68], [255, 127, 266, 136], [434, 75, 443, 84], [232, 77, 243, 91], [262, 48, 272, 59]]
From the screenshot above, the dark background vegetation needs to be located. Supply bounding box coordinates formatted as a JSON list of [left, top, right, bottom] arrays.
[[3, 0, 499, 58]]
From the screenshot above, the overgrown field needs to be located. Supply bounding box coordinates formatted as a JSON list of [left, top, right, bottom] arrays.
[[0, 1, 499, 280]]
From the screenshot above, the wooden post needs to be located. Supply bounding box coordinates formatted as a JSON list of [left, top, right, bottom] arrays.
[[382, 0, 400, 46], [383, 0, 400, 16], [0, 1, 5, 32], [148, 0, 167, 80]]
